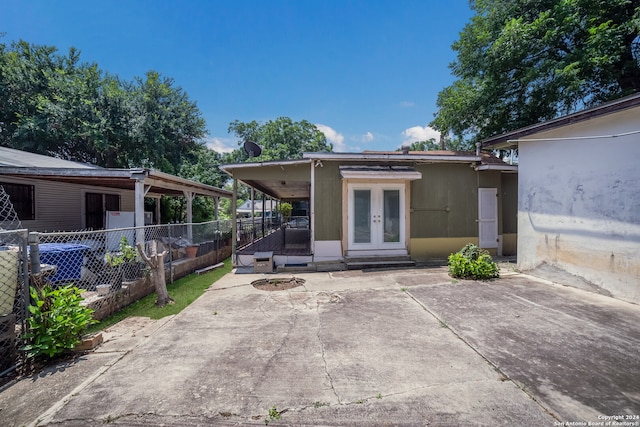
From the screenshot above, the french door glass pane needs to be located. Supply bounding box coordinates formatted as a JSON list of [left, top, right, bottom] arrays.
[[383, 190, 400, 243], [354, 190, 371, 243]]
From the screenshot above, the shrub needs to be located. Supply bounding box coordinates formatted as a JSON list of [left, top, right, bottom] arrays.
[[23, 284, 97, 359], [448, 243, 499, 280]]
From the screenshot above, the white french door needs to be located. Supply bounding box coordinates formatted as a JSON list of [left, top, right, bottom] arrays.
[[347, 183, 406, 254]]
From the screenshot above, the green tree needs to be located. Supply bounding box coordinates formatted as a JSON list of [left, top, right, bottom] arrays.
[[174, 145, 230, 222], [398, 139, 441, 152], [130, 71, 206, 173], [0, 39, 206, 173], [431, 0, 640, 146], [227, 117, 333, 162], [397, 136, 467, 152]]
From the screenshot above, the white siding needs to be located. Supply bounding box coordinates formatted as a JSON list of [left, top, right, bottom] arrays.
[[1, 176, 134, 232], [518, 107, 640, 304]]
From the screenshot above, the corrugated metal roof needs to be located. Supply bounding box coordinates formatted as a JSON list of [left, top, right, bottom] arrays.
[[0, 146, 100, 168], [0, 147, 232, 198]]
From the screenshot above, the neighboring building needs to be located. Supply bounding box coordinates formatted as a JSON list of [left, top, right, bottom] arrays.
[[237, 199, 278, 218], [482, 92, 640, 304], [221, 151, 517, 268], [0, 147, 231, 232]]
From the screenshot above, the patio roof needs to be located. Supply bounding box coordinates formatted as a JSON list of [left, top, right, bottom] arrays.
[[0, 147, 231, 199], [219, 159, 312, 200], [0, 166, 232, 199], [0, 147, 232, 232], [220, 151, 517, 200]]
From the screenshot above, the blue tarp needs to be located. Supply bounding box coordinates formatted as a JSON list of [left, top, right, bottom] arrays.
[[37, 243, 90, 283]]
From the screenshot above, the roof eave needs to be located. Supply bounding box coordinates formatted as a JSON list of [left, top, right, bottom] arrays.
[[474, 164, 518, 172], [219, 159, 311, 174], [303, 152, 480, 162], [482, 92, 640, 149]]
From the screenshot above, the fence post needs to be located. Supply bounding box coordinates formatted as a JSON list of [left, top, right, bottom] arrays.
[[28, 232, 40, 274], [167, 223, 174, 284], [20, 230, 30, 341]]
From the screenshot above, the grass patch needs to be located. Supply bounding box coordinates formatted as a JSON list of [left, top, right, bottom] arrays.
[[86, 258, 232, 333]]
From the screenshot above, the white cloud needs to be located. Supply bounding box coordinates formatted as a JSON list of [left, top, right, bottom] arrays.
[[362, 131, 374, 143], [316, 124, 346, 152], [205, 137, 236, 153], [401, 125, 440, 146], [399, 101, 415, 108]]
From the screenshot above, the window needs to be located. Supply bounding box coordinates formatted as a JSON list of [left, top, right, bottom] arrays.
[[86, 192, 120, 229], [1, 182, 35, 220]]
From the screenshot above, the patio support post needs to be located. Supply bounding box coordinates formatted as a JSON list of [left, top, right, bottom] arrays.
[[214, 197, 219, 221], [155, 196, 161, 225], [183, 190, 194, 241], [251, 187, 255, 243], [261, 193, 266, 237], [310, 160, 315, 256], [134, 179, 147, 245], [232, 178, 238, 266]]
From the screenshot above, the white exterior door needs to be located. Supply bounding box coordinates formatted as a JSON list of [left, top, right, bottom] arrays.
[[478, 188, 498, 248], [347, 183, 406, 255]]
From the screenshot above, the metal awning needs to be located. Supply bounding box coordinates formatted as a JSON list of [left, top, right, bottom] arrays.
[[0, 167, 232, 199], [339, 165, 422, 180]]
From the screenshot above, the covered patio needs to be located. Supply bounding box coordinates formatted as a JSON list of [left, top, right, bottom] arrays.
[[0, 146, 233, 245], [220, 159, 313, 268]]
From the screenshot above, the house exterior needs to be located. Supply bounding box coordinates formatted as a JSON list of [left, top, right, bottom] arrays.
[[221, 151, 517, 268], [482, 92, 640, 304], [236, 199, 277, 218], [0, 147, 232, 233]]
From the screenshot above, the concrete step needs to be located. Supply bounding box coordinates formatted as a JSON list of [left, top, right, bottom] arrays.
[[345, 256, 416, 270]]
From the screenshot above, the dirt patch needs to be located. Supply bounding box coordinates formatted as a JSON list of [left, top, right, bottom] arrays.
[[252, 277, 305, 291]]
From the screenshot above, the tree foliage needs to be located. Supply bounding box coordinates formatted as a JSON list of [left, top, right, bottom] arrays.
[[227, 117, 333, 162], [0, 39, 206, 173], [431, 0, 640, 146], [397, 137, 467, 152]]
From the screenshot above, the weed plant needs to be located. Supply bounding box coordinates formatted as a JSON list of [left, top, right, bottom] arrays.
[[448, 243, 499, 280]]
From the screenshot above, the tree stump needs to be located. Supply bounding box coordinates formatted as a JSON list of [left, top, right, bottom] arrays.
[[136, 240, 174, 307]]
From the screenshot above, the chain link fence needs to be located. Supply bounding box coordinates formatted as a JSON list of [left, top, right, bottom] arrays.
[[31, 221, 232, 319], [0, 229, 29, 378], [0, 221, 232, 380]]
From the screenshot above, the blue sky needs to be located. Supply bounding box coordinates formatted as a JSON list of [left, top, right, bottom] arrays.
[[2, 1, 474, 153]]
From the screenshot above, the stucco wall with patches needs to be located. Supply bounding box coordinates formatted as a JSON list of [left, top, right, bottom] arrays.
[[518, 107, 640, 304]]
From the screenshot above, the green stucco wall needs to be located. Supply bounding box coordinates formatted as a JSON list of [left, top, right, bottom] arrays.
[[501, 173, 518, 234], [410, 163, 478, 238], [311, 160, 517, 245], [313, 161, 342, 240]]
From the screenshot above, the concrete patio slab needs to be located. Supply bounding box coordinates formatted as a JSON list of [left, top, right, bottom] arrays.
[[407, 272, 640, 423], [1, 266, 638, 426]]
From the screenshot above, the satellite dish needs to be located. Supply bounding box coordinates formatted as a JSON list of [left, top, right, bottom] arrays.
[[243, 140, 262, 158]]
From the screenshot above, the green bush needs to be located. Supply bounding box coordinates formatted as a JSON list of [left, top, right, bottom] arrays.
[[23, 284, 97, 359], [448, 243, 499, 280]]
